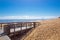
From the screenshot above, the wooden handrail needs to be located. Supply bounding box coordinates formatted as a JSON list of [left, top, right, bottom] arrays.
[[0, 22, 40, 36]]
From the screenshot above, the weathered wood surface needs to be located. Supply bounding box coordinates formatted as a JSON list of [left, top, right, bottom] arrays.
[[0, 22, 40, 36]]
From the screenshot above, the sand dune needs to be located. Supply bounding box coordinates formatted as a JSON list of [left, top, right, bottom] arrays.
[[24, 18, 60, 40]]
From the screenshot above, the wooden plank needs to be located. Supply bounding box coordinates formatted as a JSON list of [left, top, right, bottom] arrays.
[[4, 25, 10, 35], [20, 23, 22, 33], [33, 22, 36, 28], [0, 23, 2, 29]]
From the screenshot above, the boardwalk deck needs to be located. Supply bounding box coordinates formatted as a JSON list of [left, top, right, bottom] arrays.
[[0, 22, 39, 37], [10, 26, 33, 33], [0, 22, 40, 40]]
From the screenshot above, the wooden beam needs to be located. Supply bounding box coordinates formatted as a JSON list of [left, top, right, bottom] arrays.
[[4, 25, 10, 35], [0, 23, 2, 29], [33, 22, 36, 28], [20, 23, 22, 33]]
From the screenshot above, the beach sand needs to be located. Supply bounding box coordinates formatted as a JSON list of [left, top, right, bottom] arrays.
[[23, 18, 60, 40]]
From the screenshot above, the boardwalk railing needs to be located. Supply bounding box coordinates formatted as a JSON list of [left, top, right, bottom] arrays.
[[0, 22, 40, 37]]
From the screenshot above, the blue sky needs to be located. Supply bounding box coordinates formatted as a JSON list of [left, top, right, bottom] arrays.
[[0, 0, 60, 19]]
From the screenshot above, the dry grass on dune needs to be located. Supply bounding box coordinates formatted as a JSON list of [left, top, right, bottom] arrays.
[[24, 18, 60, 40]]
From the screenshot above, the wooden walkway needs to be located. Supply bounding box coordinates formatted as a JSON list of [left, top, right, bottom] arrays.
[[0, 22, 39, 37]]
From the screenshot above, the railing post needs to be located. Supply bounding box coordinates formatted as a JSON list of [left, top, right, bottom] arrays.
[[25, 22, 27, 33], [4, 25, 10, 35], [26, 22, 27, 30], [20, 23, 22, 33], [14, 24, 15, 35], [0, 23, 3, 29], [33, 22, 36, 28], [13, 24, 16, 40]]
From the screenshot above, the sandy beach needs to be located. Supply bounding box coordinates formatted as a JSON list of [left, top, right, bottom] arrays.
[[23, 18, 60, 40]]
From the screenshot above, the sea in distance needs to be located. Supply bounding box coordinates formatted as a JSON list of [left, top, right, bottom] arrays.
[[0, 19, 44, 23]]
